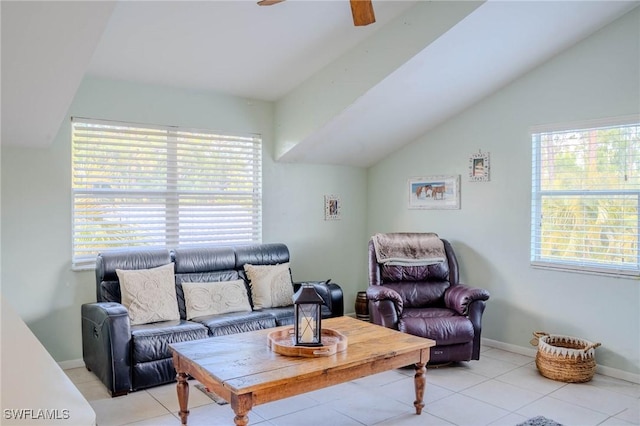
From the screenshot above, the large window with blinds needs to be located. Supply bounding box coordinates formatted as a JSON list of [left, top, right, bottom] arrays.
[[71, 117, 262, 269], [531, 118, 640, 277]]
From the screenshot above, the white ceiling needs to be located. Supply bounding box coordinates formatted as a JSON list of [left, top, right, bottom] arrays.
[[87, 0, 417, 101], [2, 0, 638, 167], [1, 1, 116, 148], [280, 0, 640, 166]]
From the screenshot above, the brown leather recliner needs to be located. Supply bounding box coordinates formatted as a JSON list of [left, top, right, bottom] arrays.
[[367, 233, 490, 364]]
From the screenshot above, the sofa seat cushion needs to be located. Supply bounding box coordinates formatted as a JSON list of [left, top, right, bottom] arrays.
[[260, 307, 294, 326], [132, 358, 177, 392], [399, 308, 474, 346], [259, 304, 336, 327], [131, 320, 208, 364], [192, 311, 277, 336]]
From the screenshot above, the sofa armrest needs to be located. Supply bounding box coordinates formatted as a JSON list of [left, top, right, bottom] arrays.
[[295, 280, 344, 317], [444, 284, 490, 316], [366, 286, 403, 329], [81, 302, 131, 396]]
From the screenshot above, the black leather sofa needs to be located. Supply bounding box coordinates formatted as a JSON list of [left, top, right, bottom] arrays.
[[81, 243, 344, 397]]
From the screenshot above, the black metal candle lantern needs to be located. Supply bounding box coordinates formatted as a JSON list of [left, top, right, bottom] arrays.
[[293, 283, 323, 347]]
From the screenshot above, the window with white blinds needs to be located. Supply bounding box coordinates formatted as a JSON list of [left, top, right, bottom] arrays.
[[71, 117, 262, 270], [531, 118, 640, 277]]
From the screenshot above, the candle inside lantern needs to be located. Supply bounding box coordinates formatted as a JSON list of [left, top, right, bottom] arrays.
[[300, 316, 315, 343]]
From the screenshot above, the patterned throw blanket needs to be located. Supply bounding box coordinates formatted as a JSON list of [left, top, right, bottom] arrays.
[[372, 233, 446, 266]]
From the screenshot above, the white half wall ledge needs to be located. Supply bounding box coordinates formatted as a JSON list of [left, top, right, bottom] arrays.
[[1, 296, 97, 425]]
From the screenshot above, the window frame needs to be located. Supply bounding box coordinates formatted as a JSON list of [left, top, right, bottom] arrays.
[[71, 117, 262, 270], [530, 116, 640, 278]]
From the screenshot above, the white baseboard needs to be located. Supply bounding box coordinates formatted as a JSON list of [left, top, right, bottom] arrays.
[[482, 338, 640, 384], [595, 364, 640, 384], [58, 358, 85, 370], [482, 337, 538, 358], [58, 337, 638, 384]]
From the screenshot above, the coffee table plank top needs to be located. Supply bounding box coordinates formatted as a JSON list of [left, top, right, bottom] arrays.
[[170, 316, 435, 395]]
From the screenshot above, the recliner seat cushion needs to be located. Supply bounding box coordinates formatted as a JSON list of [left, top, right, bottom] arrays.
[[399, 308, 474, 345], [382, 281, 450, 308], [131, 320, 208, 364]]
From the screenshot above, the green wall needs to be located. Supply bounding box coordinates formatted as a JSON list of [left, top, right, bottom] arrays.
[[1, 76, 368, 362], [1, 7, 639, 378], [367, 8, 640, 375]]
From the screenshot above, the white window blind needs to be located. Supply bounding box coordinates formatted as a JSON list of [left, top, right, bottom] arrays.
[[72, 117, 262, 270], [531, 118, 640, 277]]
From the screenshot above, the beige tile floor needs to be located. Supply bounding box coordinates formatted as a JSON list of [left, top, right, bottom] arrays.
[[66, 346, 640, 426]]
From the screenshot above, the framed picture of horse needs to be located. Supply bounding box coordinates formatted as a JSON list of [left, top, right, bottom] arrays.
[[408, 175, 460, 209]]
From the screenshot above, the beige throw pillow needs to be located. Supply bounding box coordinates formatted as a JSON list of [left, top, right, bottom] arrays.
[[244, 263, 294, 309], [116, 263, 180, 325], [182, 280, 252, 320]]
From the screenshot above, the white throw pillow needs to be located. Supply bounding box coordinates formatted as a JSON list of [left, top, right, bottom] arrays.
[[182, 280, 252, 320], [116, 263, 180, 325], [243, 263, 294, 309]]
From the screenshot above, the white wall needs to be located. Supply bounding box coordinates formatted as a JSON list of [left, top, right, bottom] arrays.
[[0, 76, 368, 362], [367, 9, 640, 375]]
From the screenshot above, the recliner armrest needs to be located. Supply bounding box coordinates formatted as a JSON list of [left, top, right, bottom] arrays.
[[366, 286, 403, 315], [366, 286, 403, 329], [81, 302, 131, 396], [444, 284, 490, 316]]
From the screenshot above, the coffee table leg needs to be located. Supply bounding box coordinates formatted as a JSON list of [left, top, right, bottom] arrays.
[[413, 362, 426, 415], [231, 393, 253, 426], [176, 372, 190, 425]]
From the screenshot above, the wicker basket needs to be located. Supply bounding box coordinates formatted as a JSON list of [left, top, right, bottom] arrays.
[[530, 331, 601, 383]]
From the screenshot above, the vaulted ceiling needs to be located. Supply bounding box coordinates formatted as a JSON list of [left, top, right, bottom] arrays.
[[2, 1, 638, 167]]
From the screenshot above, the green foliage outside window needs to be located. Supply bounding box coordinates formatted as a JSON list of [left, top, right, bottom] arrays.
[[532, 122, 639, 274]]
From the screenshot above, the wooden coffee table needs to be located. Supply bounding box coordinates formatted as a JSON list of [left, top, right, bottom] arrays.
[[169, 316, 435, 425]]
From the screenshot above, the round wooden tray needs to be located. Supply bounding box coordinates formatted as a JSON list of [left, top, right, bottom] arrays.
[[267, 328, 348, 357]]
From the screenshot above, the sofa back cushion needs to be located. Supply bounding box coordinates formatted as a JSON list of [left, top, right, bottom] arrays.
[[116, 263, 180, 325], [95, 243, 294, 319], [235, 243, 290, 268], [96, 248, 172, 303], [182, 280, 252, 319], [244, 262, 294, 309], [173, 246, 236, 273], [173, 246, 240, 319]]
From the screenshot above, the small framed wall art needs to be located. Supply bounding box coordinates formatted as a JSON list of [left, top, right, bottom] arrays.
[[324, 195, 341, 220], [408, 175, 460, 210], [469, 151, 490, 182]]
